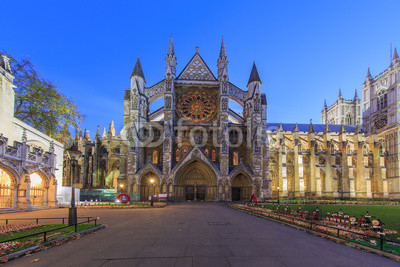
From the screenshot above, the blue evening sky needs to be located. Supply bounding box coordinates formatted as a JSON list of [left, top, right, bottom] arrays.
[[2, 0, 400, 137]]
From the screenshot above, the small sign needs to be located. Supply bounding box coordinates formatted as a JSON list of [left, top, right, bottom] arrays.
[[158, 193, 168, 198], [117, 193, 131, 203]]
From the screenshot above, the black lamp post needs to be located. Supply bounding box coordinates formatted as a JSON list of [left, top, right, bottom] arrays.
[[150, 178, 154, 206], [66, 143, 81, 226], [277, 186, 280, 205]]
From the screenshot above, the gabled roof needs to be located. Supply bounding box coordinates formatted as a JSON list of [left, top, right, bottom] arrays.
[[177, 52, 217, 81]]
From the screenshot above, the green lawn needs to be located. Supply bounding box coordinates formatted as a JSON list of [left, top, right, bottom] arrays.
[[0, 223, 97, 256], [258, 204, 400, 238]]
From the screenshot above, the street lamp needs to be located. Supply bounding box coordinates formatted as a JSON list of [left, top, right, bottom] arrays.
[[66, 142, 82, 226], [149, 178, 154, 206], [277, 186, 280, 205]]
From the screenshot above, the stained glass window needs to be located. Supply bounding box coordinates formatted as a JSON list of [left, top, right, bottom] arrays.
[[152, 150, 158, 164], [233, 152, 239, 166], [212, 150, 216, 161]]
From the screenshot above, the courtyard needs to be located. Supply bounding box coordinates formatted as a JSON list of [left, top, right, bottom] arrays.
[[1, 203, 398, 266]]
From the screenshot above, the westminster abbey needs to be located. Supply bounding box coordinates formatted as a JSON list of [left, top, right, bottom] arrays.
[[58, 39, 400, 201]]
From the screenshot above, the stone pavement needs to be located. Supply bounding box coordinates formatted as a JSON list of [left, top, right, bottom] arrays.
[[1, 203, 398, 267]]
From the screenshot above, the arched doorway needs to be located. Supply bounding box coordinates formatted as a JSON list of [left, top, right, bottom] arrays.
[[231, 173, 252, 201], [30, 172, 46, 206], [139, 172, 160, 201], [0, 168, 13, 208], [175, 160, 216, 201]]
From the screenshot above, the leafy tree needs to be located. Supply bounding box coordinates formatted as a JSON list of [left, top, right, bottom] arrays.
[[1, 51, 83, 137]]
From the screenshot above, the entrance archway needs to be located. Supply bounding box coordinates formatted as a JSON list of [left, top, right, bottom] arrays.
[[231, 173, 252, 201], [0, 168, 13, 208], [175, 160, 216, 201], [139, 172, 160, 201], [29, 172, 46, 206]]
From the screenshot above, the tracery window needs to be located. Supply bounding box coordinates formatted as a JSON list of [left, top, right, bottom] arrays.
[[205, 149, 209, 156], [176, 148, 181, 162], [345, 113, 352, 125], [152, 150, 158, 164], [377, 91, 388, 111], [379, 145, 384, 155], [363, 145, 368, 155], [183, 147, 188, 156], [211, 150, 216, 162], [233, 152, 239, 166]]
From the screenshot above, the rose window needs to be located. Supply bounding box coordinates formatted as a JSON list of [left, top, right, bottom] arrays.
[[176, 90, 217, 123]]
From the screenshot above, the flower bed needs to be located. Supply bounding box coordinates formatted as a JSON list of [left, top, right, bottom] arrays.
[[0, 223, 97, 258], [228, 204, 400, 256], [0, 224, 40, 236]]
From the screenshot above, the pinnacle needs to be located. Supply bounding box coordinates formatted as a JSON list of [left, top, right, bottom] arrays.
[[339, 124, 346, 134], [293, 123, 299, 132], [247, 62, 261, 86], [96, 125, 100, 137], [324, 123, 330, 134], [219, 37, 226, 59], [393, 47, 399, 60], [366, 67, 372, 79], [168, 35, 175, 56], [354, 89, 359, 100], [309, 119, 315, 133], [131, 57, 145, 82]]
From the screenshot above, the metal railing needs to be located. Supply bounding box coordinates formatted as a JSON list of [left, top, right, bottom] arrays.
[[232, 205, 400, 254], [0, 217, 95, 226], [0, 217, 99, 245]]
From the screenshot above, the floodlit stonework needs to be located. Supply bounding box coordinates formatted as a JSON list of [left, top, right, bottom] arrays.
[[362, 49, 400, 199], [321, 89, 361, 126], [50, 41, 400, 201], [0, 56, 60, 209], [61, 38, 270, 201]]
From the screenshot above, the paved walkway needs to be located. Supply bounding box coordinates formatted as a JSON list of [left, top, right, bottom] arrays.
[[1, 203, 398, 267]]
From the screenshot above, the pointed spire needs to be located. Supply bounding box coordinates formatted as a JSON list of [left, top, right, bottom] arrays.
[[108, 121, 115, 137], [293, 123, 299, 132], [393, 47, 399, 60], [366, 67, 373, 80], [324, 123, 330, 134], [83, 129, 91, 141], [247, 62, 261, 86], [339, 124, 346, 135], [324, 99, 327, 109], [102, 128, 107, 138], [355, 124, 360, 134], [131, 57, 145, 82], [219, 37, 226, 60], [354, 89, 359, 100], [95, 125, 100, 138], [75, 130, 80, 143], [167, 35, 175, 56], [338, 88, 343, 99], [309, 119, 315, 133]]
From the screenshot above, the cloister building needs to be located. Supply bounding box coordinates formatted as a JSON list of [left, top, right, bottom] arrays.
[[0, 55, 60, 210]]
